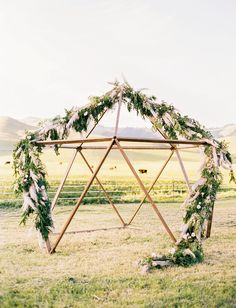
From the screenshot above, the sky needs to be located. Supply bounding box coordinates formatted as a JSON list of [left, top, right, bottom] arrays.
[[0, 0, 236, 128]]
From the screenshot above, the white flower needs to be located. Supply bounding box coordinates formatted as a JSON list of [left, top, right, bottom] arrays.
[[191, 232, 195, 237], [84, 111, 88, 116], [197, 204, 201, 209], [41, 189, 48, 201], [183, 249, 196, 259], [41, 185, 45, 190], [152, 261, 158, 267], [23, 179, 27, 182], [27, 135, 31, 140], [169, 248, 176, 255]]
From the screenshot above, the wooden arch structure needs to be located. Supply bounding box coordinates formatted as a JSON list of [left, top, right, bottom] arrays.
[[37, 100, 213, 254]]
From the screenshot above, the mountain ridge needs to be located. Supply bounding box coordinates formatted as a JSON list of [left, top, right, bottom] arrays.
[[1, 116, 236, 144]]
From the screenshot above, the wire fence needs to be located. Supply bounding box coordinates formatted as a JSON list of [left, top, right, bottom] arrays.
[[0, 178, 236, 206]]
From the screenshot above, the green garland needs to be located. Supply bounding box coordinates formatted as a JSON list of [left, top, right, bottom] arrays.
[[13, 81, 235, 266]]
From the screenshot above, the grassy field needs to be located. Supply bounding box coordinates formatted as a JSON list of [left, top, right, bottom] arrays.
[[0, 199, 236, 307], [1, 176, 236, 208], [1, 144, 235, 183], [0, 145, 202, 179]]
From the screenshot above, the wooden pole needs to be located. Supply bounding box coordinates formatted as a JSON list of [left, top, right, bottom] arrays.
[[127, 150, 174, 225], [118, 137, 208, 146], [154, 127, 192, 193], [81, 109, 108, 143], [37, 137, 208, 146], [78, 150, 126, 226], [37, 137, 113, 145], [155, 126, 216, 238], [114, 88, 123, 136], [206, 205, 214, 238], [45, 239, 51, 253], [50, 139, 115, 253], [115, 139, 177, 243], [51, 149, 78, 211], [175, 149, 192, 192], [58, 145, 199, 150], [51, 110, 108, 211]]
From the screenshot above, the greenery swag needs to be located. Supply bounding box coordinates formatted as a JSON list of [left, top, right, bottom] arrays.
[[13, 81, 235, 266]]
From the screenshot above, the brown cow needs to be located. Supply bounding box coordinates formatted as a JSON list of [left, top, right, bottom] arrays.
[[138, 169, 147, 174]]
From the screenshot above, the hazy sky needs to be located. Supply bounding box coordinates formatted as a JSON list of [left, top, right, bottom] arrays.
[[0, 0, 236, 127]]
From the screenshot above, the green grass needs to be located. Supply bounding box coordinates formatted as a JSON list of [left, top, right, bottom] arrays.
[[1, 177, 236, 208], [0, 200, 236, 307]]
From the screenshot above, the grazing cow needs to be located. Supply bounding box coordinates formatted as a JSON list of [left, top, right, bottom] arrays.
[[109, 166, 117, 170], [138, 169, 147, 174], [5, 161, 11, 165]]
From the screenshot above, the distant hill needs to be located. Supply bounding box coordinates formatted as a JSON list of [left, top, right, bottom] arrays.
[[21, 116, 44, 127], [210, 124, 236, 138], [0, 116, 36, 150], [94, 125, 160, 138], [0, 116, 36, 140], [20, 119, 162, 139], [92, 124, 236, 139], [20, 117, 233, 139], [1, 116, 236, 140], [1, 116, 236, 155]]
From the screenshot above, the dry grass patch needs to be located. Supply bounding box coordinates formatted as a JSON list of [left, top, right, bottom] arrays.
[[0, 200, 236, 307]]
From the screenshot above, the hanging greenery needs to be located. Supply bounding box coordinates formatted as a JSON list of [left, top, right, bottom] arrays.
[[13, 81, 235, 266]]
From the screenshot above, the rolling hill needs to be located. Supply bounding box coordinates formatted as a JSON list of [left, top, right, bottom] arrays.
[[0, 116, 236, 154], [0, 116, 235, 180], [0, 116, 36, 150]]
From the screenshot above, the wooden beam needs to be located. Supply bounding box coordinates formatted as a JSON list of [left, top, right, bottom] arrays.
[[50, 139, 115, 253], [79, 145, 170, 150], [51, 149, 78, 211], [78, 150, 126, 226], [50, 110, 108, 210], [206, 205, 215, 238], [114, 88, 123, 136], [127, 149, 175, 225], [115, 139, 177, 243], [118, 137, 209, 145], [37, 137, 209, 146], [175, 149, 192, 192], [58, 145, 199, 150], [37, 137, 113, 145], [152, 127, 192, 193]]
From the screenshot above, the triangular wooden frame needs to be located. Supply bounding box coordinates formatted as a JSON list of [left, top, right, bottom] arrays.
[[36, 100, 213, 254]]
